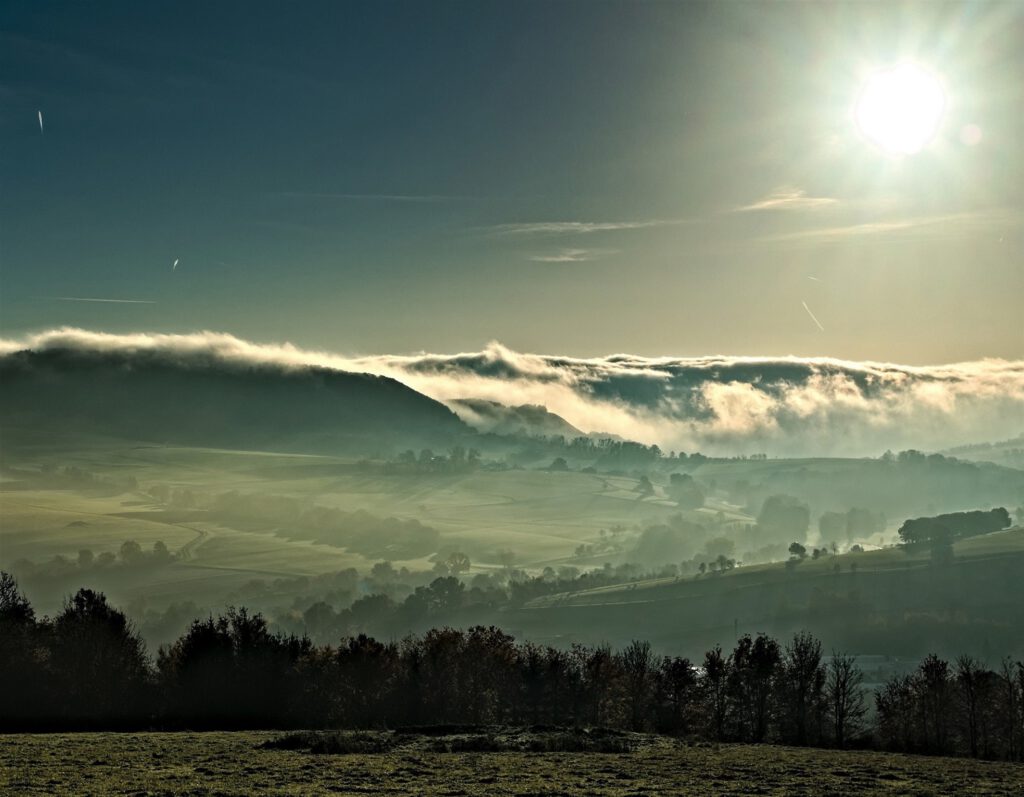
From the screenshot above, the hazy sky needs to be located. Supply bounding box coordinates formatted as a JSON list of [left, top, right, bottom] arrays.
[[1, 1, 1021, 363]]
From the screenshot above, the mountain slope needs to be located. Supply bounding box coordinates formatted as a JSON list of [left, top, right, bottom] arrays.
[[447, 398, 583, 438], [0, 347, 469, 454]]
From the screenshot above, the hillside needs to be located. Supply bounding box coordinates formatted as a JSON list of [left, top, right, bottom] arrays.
[[682, 455, 1024, 521], [447, 398, 583, 438], [0, 347, 469, 455], [507, 527, 1024, 659]]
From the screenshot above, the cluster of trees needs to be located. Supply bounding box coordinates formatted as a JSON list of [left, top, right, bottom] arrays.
[[667, 472, 705, 509], [896, 508, 1011, 566], [876, 654, 1023, 759], [9, 539, 175, 589], [29, 464, 138, 493], [898, 509, 1011, 546], [3, 570, 1024, 761], [383, 446, 481, 475]]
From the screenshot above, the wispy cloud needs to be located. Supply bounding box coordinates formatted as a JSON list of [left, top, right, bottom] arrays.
[[52, 297, 157, 304], [528, 248, 617, 263], [737, 186, 839, 212], [490, 219, 687, 236], [761, 208, 1019, 244]]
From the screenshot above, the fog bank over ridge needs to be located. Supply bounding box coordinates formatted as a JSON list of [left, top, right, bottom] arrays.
[[2, 328, 1021, 458]]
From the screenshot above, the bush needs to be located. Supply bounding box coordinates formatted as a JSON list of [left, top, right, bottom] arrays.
[[261, 731, 395, 754]]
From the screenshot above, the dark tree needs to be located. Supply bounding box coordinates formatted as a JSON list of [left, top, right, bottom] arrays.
[[620, 639, 657, 731], [826, 652, 866, 748], [655, 655, 697, 735], [50, 588, 151, 727], [0, 573, 41, 728], [777, 631, 825, 746], [728, 633, 781, 742]]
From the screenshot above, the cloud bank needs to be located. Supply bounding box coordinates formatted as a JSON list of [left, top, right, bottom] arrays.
[[1, 328, 1021, 457]]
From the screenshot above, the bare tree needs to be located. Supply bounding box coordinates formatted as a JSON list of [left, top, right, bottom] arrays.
[[998, 659, 1020, 761], [702, 644, 729, 741], [956, 655, 985, 758], [779, 631, 825, 746], [826, 651, 866, 748]]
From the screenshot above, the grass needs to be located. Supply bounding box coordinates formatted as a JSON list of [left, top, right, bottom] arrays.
[[263, 728, 637, 754], [2, 731, 1024, 795]]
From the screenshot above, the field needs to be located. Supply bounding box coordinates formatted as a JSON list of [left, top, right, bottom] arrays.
[[0, 437, 696, 616], [3, 433, 1023, 659], [3, 731, 1024, 796]]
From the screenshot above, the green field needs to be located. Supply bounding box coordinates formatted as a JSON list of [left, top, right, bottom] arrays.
[[2, 731, 1023, 796], [3, 434, 1023, 659], [0, 438, 692, 616]]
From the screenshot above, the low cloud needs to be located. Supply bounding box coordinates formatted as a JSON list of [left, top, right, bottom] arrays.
[[2, 328, 1022, 457]]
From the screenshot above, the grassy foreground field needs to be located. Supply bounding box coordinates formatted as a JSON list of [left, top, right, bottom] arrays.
[[3, 731, 1024, 796]]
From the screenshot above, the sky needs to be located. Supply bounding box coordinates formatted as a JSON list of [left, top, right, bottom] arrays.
[[1, 0, 1021, 364]]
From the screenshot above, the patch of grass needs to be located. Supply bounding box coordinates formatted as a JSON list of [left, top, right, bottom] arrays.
[[261, 731, 395, 754]]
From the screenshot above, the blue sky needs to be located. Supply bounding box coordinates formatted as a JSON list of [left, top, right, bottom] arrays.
[[1, 1, 1021, 362]]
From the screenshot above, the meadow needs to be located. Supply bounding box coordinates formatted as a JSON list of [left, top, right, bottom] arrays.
[[3, 432, 1022, 659], [2, 731, 1024, 796], [0, 435, 715, 617]]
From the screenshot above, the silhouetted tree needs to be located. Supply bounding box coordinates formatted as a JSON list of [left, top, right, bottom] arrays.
[[826, 652, 866, 748], [655, 655, 697, 735], [50, 588, 150, 727], [0, 573, 42, 728], [728, 633, 781, 742], [620, 640, 657, 731], [777, 631, 825, 746]]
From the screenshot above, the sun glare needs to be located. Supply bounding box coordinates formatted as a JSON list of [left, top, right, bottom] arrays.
[[855, 63, 946, 155]]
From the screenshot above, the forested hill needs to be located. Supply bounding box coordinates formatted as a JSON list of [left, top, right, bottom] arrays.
[[0, 347, 469, 454]]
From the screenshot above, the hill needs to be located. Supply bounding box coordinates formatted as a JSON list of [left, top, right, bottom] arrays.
[[506, 527, 1024, 659], [0, 347, 469, 455], [447, 398, 583, 438]]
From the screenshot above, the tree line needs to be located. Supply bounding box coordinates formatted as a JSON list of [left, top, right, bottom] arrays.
[[1, 571, 1022, 760]]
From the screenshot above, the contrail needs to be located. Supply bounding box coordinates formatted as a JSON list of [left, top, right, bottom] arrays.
[[172, 258, 179, 271], [806, 275, 820, 281], [801, 300, 825, 332], [37, 111, 43, 134], [53, 297, 156, 304]]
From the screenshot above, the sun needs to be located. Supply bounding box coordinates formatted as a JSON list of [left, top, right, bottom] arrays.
[[855, 63, 946, 155]]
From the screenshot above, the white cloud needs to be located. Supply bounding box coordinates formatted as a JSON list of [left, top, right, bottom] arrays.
[[2, 329, 1022, 457], [527, 248, 617, 263]]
